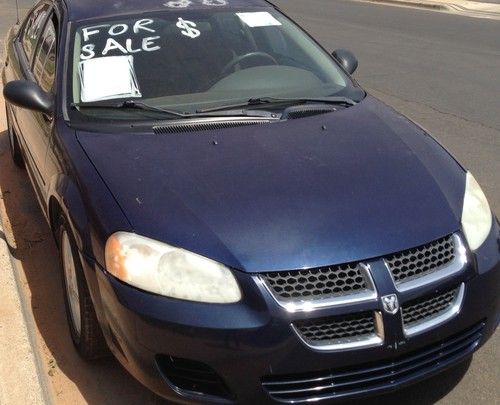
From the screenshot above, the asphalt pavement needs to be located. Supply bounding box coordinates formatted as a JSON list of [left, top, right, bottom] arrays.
[[273, 0, 500, 217], [0, 0, 499, 404]]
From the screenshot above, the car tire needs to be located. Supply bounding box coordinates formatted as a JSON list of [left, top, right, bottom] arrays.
[[5, 104, 25, 168], [58, 217, 108, 360]]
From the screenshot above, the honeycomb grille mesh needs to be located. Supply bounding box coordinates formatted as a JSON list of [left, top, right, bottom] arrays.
[[385, 235, 455, 285], [402, 288, 458, 328], [261, 263, 370, 301], [294, 312, 376, 343]]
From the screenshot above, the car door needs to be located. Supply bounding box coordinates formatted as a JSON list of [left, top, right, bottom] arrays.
[[7, 3, 51, 149], [14, 6, 58, 199]]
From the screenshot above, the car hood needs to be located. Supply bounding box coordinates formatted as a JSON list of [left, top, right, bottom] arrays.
[[76, 96, 465, 272]]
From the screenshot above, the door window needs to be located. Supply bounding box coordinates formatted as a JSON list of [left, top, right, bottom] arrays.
[[33, 16, 57, 92], [21, 4, 51, 63]]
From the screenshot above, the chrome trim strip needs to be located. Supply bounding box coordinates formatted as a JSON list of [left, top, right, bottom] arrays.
[[387, 234, 467, 293], [291, 311, 384, 352], [403, 283, 465, 338], [267, 383, 336, 395], [256, 264, 378, 313]]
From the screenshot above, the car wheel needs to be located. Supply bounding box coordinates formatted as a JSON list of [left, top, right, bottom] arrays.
[[58, 217, 108, 359], [5, 104, 25, 168]]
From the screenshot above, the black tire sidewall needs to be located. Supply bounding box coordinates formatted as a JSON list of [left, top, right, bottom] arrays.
[[58, 217, 86, 347], [57, 216, 108, 360]]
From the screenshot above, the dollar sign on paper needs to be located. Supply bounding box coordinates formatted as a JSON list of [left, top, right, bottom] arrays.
[[176, 18, 200, 39]]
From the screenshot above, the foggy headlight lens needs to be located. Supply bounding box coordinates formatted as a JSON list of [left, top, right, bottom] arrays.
[[461, 172, 492, 251], [105, 232, 241, 303]]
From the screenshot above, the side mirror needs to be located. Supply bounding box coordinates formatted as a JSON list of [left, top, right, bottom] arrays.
[[332, 49, 358, 75], [3, 80, 54, 115]]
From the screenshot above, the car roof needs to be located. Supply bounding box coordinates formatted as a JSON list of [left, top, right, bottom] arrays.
[[61, 0, 275, 22]]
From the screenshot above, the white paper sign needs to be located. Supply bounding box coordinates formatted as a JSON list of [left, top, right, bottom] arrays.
[[79, 55, 142, 102], [236, 12, 282, 28]]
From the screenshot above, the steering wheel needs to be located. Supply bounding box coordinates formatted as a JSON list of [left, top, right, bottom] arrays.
[[221, 52, 278, 76]]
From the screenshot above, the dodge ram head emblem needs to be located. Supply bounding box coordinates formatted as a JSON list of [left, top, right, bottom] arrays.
[[381, 294, 399, 315]]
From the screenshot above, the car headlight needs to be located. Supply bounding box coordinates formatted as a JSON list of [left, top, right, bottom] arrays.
[[105, 232, 242, 303], [461, 172, 493, 251]]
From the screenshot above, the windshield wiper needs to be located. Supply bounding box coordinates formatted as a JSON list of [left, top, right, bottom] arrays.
[[71, 100, 188, 118], [71, 100, 277, 119], [197, 96, 356, 113]]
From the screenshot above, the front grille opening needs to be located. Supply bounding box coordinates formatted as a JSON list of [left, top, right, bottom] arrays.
[[156, 355, 233, 400], [385, 234, 456, 285], [262, 322, 484, 402], [262, 262, 371, 302], [402, 286, 459, 329], [294, 312, 377, 344]]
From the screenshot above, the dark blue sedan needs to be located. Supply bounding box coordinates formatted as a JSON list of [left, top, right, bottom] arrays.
[[2, 0, 499, 403]]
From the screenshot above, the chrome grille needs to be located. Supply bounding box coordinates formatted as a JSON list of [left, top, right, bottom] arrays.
[[260, 262, 375, 309], [402, 284, 464, 337], [262, 322, 484, 403], [292, 312, 382, 350], [385, 234, 463, 291]]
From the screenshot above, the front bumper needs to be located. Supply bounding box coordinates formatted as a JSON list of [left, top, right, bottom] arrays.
[[81, 225, 500, 404]]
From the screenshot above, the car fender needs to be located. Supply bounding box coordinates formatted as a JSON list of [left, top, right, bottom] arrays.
[[47, 173, 116, 328], [47, 174, 89, 254]]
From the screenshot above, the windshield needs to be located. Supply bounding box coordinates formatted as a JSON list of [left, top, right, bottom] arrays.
[[69, 7, 364, 121]]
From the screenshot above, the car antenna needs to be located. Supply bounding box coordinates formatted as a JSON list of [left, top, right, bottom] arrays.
[[15, 0, 20, 24]]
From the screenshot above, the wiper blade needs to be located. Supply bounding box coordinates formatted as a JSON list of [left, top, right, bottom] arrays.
[[197, 96, 356, 113], [71, 100, 276, 119], [71, 100, 187, 117]]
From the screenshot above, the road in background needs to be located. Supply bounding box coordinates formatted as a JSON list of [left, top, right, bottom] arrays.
[[274, 0, 500, 216], [1, 0, 498, 403]]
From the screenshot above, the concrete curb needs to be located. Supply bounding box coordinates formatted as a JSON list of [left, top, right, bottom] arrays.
[[361, 0, 500, 19], [0, 234, 53, 405], [0, 213, 53, 405], [0, 101, 53, 404]]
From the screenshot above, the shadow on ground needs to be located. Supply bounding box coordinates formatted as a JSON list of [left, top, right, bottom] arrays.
[[0, 128, 473, 404]]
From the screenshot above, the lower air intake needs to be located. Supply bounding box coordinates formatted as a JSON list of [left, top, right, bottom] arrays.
[[156, 355, 233, 399], [262, 322, 484, 403]]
